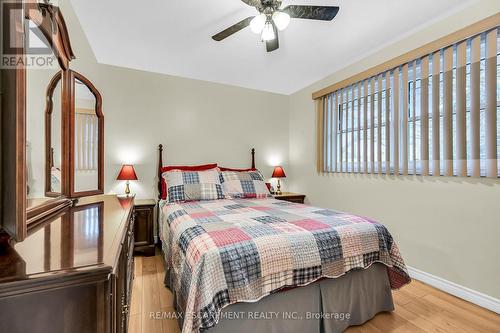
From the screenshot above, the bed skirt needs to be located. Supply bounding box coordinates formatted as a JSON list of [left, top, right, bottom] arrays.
[[163, 250, 394, 333]]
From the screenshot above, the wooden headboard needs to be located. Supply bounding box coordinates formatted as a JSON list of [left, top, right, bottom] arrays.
[[156, 144, 256, 200]]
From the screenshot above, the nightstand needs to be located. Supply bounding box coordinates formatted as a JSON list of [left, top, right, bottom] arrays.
[[273, 192, 306, 204], [133, 199, 156, 256]]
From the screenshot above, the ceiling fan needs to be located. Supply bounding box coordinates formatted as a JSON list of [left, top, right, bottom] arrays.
[[212, 0, 339, 52]]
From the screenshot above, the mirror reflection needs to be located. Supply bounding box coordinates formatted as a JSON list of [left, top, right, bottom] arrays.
[[72, 202, 104, 266], [25, 20, 61, 209], [74, 79, 99, 193], [14, 202, 104, 274]]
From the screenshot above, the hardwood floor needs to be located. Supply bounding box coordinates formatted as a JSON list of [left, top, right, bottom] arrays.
[[129, 252, 500, 333]]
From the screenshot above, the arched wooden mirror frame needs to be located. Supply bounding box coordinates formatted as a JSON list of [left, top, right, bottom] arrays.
[[25, 1, 75, 70], [24, 2, 76, 234], [1, 0, 75, 242], [68, 70, 104, 198]]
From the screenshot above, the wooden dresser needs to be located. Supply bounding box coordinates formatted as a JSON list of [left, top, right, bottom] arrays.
[[0, 195, 135, 333]]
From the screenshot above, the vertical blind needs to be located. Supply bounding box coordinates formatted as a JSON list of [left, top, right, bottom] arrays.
[[317, 27, 500, 178], [75, 111, 98, 171]]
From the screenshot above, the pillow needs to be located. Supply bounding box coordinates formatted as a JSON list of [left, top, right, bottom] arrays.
[[219, 170, 271, 199], [162, 168, 225, 203], [160, 164, 217, 200]]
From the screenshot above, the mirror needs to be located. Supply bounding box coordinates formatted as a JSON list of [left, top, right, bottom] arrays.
[[1, 1, 75, 241], [45, 72, 63, 196], [70, 71, 104, 197], [25, 21, 63, 209]]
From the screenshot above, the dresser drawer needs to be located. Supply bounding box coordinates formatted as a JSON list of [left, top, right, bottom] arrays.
[[114, 208, 135, 333]]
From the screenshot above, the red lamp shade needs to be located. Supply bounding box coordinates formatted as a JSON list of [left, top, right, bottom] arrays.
[[272, 166, 286, 178], [117, 165, 138, 181]]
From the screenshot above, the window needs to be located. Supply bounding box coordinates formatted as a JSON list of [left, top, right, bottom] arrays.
[[75, 111, 99, 171], [317, 27, 500, 178]]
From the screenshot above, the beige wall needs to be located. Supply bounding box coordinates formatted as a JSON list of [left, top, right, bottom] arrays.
[[57, 1, 289, 199], [288, 0, 500, 299]]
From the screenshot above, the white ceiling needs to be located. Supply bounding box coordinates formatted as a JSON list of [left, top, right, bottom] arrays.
[[70, 0, 474, 95]]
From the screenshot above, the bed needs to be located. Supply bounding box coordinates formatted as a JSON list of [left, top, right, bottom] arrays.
[[156, 145, 411, 333]]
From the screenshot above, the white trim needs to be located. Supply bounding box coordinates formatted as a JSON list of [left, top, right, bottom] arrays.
[[407, 266, 500, 314]]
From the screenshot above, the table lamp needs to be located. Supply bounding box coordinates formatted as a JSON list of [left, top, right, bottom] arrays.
[[117, 165, 138, 196], [272, 166, 286, 195]]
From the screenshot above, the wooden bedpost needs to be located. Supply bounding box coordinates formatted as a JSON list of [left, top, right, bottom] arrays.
[[157, 144, 163, 200], [156, 144, 164, 246], [251, 148, 255, 169]]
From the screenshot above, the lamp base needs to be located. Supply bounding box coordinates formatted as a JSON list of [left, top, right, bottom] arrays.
[[276, 179, 282, 195], [125, 181, 130, 196]]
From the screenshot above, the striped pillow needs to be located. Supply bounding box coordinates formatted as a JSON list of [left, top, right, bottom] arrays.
[[219, 170, 271, 199], [162, 168, 225, 203]]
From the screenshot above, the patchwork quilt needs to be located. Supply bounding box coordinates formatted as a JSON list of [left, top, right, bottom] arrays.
[[160, 198, 410, 333]]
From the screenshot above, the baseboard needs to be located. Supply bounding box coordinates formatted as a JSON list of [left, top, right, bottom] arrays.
[[407, 266, 500, 314]]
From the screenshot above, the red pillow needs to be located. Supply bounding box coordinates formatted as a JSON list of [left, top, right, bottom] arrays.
[[218, 167, 256, 172], [159, 164, 217, 200]]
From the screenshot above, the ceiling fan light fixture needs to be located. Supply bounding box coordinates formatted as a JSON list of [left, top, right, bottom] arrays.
[[272, 11, 290, 31], [250, 13, 267, 34], [261, 21, 275, 41], [211, 3, 340, 52]]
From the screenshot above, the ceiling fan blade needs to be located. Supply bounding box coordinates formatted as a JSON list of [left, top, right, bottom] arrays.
[[212, 16, 254, 41], [266, 24, 279, 52], [240, 0, 262, 8], [282, 5, 340, 21]]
